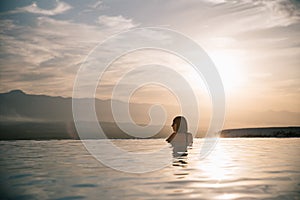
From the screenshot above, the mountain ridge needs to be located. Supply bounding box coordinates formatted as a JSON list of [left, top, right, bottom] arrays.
[[0, 90, 172, 139], [0, 89, 165, 123], [1, 90, 299, 139]]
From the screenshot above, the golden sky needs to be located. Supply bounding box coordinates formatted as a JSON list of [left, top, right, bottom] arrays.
[[0, 0, 299, 128]]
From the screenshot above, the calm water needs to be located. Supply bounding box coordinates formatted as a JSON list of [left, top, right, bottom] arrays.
[[0, 138, 299, 200]]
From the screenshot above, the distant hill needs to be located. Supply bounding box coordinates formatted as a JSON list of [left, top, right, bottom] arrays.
[[0, 90, 171, 140], [221, 127, 300, 138], [2, 90, 298, 140], [0, 89, 156, 122]]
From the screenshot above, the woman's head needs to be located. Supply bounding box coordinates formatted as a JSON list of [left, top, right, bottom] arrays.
[[172, 116, 188, 133]]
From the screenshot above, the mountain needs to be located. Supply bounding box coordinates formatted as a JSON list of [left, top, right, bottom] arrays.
[[221, 127, 300, 138], [0, 90, 73, 122], [0, 89, 150, 122], [3, 90, 297, 140], [0, 90, 171, 140]]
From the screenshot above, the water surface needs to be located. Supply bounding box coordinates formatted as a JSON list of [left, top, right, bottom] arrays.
[[0, 138, 299, 200]]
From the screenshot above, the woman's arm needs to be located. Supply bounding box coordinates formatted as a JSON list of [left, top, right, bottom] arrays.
[[166, 132, 176, 143], [188, 133, 193, 146]]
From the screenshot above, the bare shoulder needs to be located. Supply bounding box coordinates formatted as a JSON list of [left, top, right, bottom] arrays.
[[187, 132, 193, 144], [187, 132, 193, 137]]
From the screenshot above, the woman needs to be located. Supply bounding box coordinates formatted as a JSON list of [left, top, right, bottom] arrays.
[[166, 116, 193, 156]]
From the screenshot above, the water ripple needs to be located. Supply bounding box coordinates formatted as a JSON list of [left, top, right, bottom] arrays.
[[0, 138, 299, 200]]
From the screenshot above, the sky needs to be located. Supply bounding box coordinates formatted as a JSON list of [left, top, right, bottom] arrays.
[[0, 0, 299, 129]]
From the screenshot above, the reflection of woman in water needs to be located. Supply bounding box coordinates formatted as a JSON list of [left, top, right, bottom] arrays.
[[166, 116, 193, 157]]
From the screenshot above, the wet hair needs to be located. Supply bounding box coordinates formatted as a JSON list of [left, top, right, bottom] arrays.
[[172, 116, 188, 133]]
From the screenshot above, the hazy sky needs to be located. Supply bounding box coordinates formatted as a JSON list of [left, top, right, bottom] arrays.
[[0, 0, 299, 128]]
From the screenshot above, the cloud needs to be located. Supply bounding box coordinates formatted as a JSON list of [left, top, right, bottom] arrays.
[[0, 14, 138, 96], [258, 0, 300, 27], [97, 15, 138, 29], [200, 0, 300, 25], [7, 0, 72, 16], [201, 0, 227, 4], [81, 1, 105, 13], [90, 1, 103, 9], [175, 0, 300, 40]]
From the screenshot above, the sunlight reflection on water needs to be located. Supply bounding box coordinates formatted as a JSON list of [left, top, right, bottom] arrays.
[[0, 138, 299, 200]]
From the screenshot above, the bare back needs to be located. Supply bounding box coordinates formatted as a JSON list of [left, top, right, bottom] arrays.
[[169, 132, 193, 146]]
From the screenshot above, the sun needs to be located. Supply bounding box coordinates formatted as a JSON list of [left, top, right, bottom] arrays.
[[209, 50, 245, 94]]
